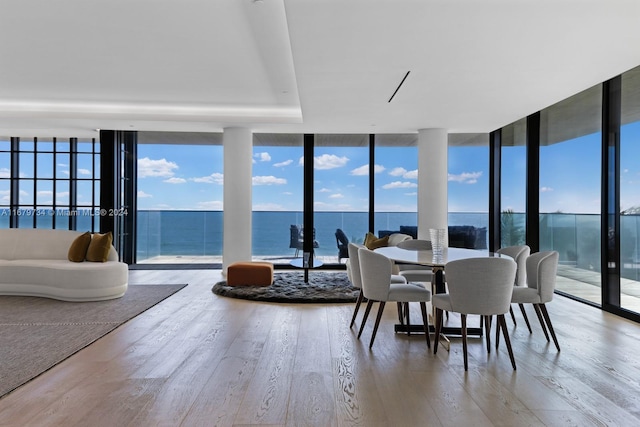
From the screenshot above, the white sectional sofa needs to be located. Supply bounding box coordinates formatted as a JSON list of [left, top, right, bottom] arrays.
[[0, 228, 129, 301]]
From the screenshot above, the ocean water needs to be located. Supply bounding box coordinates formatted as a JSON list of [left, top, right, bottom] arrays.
[[136, 210, 489, 259], [0, 209, 488, 259]]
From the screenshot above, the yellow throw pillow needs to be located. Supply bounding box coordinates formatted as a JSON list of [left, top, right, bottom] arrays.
[[86, 232, 113, 262], [364, 232, 389, 250], [67, 231, 92, 262]]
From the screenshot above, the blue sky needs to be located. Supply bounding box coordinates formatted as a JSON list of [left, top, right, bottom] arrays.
[[135, 129, 640, 214], [136, 143, 492, 212]]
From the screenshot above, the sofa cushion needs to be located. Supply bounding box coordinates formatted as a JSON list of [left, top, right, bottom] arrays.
[[86, 232, 113, 262], [68, 231, 92, 262]]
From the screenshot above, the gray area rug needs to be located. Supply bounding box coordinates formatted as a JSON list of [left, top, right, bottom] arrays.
[[212, 271, 358, 303], [0, 284, 187, 398]]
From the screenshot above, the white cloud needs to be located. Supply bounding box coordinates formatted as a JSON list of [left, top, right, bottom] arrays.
[[448, 171, 482, 184], [254, 152, 271, 162], [164, 177, 187, 184], [78, 168, 91, 176], [253, 175, 286, 185], [138, 190, 153, 198], [37, 190, 53, 196], [404, 169, 418, 179], [540, 186, 554, 192], [388, 167, 417, 179], [138, 157, 178, 178], [318, 188, 331, 193], [329, 193, 344, 199], [0, 168, 9, 178], [404, 192, 418, 196], [314, 154, 349, 170], [274, 159, 293, 167], [282, 191, 293, 196], [192, 172, 224, 184], [197, 200, 223, 210], [382, 181, 418, 189], [350, 164, 385, 176], [389, 167, 407, 177]]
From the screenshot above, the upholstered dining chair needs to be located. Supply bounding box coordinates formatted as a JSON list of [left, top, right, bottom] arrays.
[[497, 245, 531, 331], [433, 257, 517, 371], [396, 239, 434, 284], [511, 251, 561, 351], [347, 243, 408, 329], [357, 248, 432, 349]]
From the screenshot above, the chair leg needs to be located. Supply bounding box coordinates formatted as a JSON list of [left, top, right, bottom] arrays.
[[370, 302, 386, 348], [498, 314, 517, 370], [420, 302, 431, 348], [350, 289, 364, 328], [405, 302, 411, 336], [433, 308, 443, 354], [519, 303, 533, 333], [357, 300, 374, 339], [539, 304, 560, 351], [397, 302, 404, 325], [533, 304, 550, 342], [495, 313, 501, 349], [509, 305, 517, 325], [461, 314, 468, 371], [483, 315, 491, 353]]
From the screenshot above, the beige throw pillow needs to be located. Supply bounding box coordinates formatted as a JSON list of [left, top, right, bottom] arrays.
[[67, 231, 92, 262], [86, 232, 113, 262]]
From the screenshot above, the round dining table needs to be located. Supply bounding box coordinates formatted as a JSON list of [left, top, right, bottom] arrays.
[[373, 246, 508, 338]]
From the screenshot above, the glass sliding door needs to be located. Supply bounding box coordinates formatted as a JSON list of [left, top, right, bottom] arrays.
[[136, 133, 223, 264], [500, 119, 527, 247], [314, 134, 369, 264], [374, 134, 418, 238], [251, 134, 303, 262], [540, 84, 602, 305], [620, 66, 640, 313]]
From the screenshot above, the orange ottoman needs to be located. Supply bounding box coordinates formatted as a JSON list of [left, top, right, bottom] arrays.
[[227, 261, 274, 286]]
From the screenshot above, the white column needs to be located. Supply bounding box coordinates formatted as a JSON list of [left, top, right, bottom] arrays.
[[417, 128, 448, 243], [223, 127, 252, 273]]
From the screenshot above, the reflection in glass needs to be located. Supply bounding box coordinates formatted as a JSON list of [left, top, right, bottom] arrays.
[[500, 119, 527, 247], [540, 84, 602, 305], [621, 66, 640, 313]]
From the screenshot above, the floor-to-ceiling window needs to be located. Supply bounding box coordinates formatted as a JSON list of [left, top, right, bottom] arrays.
[[251, 134, 303, 262], [136, 132, 223, 263], [540, 85, 603, 305], [374, 134, 418, 236], [500, 119, 527, 247], [313, 134, 370, 264], [620, 66, 640, 313], [448, 134, 489, 248], [0, 137, 100, 231]]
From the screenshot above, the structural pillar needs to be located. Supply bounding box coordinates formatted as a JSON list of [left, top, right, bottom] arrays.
[[223, 127, 252, 273], [417, 128, 448, 243]]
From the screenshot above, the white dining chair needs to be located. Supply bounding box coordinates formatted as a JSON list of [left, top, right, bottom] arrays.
[[511, 251, 561, 351], [433, 257, 517, 371], [357, 248, 432, 349], [347, 243, 408, 329]]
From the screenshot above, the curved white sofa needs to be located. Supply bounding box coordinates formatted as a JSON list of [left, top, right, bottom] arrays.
[[0, 228, 129, 301]]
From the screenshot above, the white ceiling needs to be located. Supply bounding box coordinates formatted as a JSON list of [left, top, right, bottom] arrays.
[[0, 0, 639, 138]]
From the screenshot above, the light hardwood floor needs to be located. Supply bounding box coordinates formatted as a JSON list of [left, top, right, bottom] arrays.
[[1, 269, 640, 427]]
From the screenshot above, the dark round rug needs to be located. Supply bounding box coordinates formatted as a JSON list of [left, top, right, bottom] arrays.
[[212, 271, 358, 303]]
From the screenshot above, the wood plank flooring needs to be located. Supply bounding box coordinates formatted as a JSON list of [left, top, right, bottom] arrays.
[[1, 269, 640, 426]]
